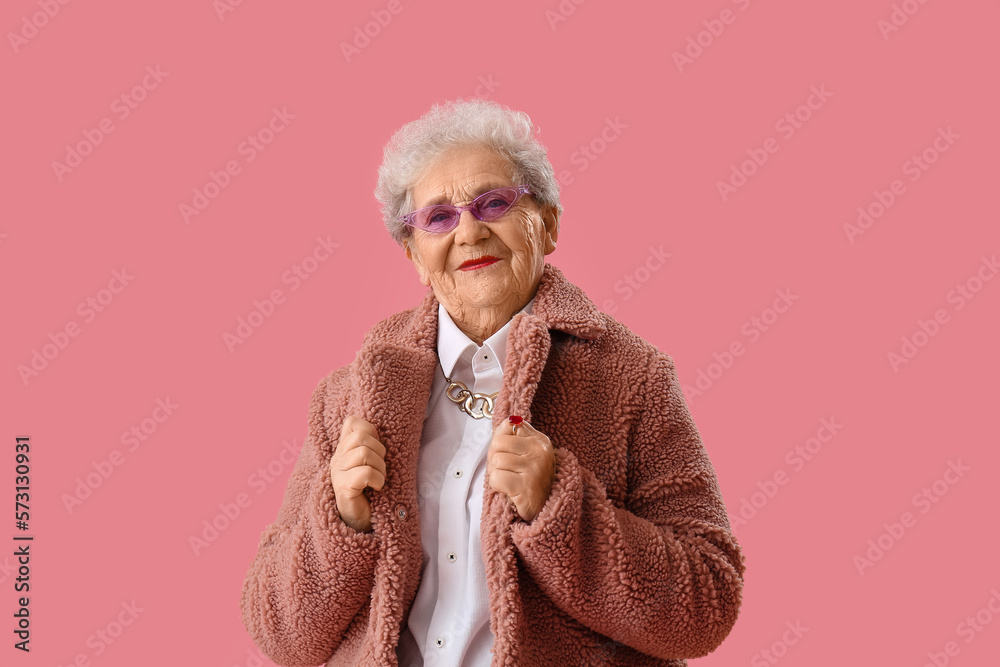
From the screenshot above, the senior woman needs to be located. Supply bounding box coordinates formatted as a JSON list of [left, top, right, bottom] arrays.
[[241, 98, 745, 667]]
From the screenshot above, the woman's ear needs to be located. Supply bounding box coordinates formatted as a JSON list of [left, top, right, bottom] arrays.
[[542, 205, 559, 255], [404, 239, 431, 287]]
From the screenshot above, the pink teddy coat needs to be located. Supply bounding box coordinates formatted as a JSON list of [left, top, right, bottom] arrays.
[[240, 262, 745, 666]]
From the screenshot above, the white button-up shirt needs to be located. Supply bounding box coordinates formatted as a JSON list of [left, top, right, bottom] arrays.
[[396, 296, 536, 667]]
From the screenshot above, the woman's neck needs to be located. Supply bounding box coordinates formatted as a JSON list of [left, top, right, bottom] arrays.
[[443, 295, 532, 346]]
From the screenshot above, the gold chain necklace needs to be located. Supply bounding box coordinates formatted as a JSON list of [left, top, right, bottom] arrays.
[[444, 374, 499, 419]]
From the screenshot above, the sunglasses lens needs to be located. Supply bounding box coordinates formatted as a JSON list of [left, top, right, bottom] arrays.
[[474, 188, 517, 221], [417, 207, 459, 232]]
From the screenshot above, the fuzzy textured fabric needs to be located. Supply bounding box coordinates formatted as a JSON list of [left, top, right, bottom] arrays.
[[240, 262, 745, 666]]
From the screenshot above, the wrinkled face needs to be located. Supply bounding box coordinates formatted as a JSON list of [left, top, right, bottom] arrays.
[[403, 144, 559, 316]]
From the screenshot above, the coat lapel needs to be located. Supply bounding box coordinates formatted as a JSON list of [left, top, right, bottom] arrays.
[[482, 263, 607, 666], [478, 310, 551, 665], [346, 290, 439, 661]]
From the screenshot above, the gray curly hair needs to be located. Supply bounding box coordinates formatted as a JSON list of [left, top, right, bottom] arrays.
[[374, 98, 563, 248]]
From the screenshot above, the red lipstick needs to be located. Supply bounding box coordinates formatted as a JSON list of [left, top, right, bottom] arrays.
[[459, 255, 499, 271]]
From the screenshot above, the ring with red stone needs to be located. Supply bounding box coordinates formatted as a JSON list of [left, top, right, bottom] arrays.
[[508, 415, 523, 435]]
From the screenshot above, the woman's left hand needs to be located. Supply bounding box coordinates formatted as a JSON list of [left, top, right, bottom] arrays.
[[487, 418, 556, 523]]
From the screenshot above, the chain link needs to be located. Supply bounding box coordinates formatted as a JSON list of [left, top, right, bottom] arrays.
[[444, 376, 499, 419]]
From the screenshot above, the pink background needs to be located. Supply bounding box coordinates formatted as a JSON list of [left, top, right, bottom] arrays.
[[3, 0, 999, 665]]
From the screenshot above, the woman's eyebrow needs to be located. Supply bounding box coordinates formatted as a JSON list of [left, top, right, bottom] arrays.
[[422, 182, 509, 207]]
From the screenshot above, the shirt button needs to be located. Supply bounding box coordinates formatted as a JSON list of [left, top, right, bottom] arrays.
[[395, 504, 407, 520], [453, 469, 463, 478], [447, 552, 456, 562], [435, 637, 445, 647]]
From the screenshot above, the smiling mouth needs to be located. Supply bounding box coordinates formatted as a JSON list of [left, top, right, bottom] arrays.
[[459, 256, 500, 271]]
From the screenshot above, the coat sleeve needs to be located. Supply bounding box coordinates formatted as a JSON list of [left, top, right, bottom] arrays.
[[509, 350, 745, 661], [240, 367, 381, 667]]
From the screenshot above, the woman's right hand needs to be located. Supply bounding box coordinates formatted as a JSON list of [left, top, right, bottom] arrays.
[[330, 416, 386, 533]]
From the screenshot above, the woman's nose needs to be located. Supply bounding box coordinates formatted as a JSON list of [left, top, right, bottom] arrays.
[[453, 209, 490, 244]]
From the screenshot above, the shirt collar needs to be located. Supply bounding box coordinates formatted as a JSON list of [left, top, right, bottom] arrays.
[[437, 296, 536, 379]]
